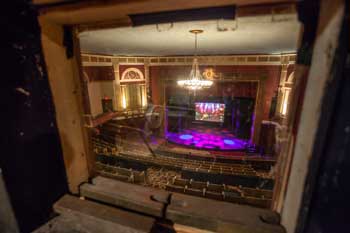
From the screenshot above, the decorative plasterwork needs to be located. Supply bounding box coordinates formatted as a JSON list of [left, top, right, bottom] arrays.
[[120, 67, 144, 83], [81, 53, 296, 67]]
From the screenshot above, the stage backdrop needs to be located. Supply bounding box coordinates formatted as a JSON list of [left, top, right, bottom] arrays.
[[150, 65, 281, 142], [165, 80, 257, 140]]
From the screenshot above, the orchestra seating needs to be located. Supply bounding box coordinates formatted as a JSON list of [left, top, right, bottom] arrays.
[[92, 137, 274, 189], [95, 153, 274, 189], [95, 160, 272, 208], [155, 147, 275, 172], [92, 136, 274, 207]]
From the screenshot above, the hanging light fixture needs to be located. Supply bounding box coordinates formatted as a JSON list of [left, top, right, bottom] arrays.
[[177, 30, 213, 90]]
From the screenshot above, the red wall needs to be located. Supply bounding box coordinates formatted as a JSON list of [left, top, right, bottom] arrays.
[[150, 66, 162, 105], [150, 65, 281, 120]]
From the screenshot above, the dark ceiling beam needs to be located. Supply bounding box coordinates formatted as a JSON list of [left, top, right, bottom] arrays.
[[129, 5, 236, 27], [237, 2, 296, 17]]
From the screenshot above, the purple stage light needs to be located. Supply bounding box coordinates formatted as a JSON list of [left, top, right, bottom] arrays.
[[224, 139, 235, 145], [179, 134, 193, 140], [167, 128, 247, 151]]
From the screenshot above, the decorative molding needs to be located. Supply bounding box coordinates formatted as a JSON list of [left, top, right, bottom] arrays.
[[203, 68, 219, 80], [120, 67, 145, 83], [82, 62, 113, 66], [163, 71, 267, 82], [81, 53, 297, 67]]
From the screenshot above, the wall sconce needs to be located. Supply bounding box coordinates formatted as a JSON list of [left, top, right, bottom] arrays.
[[203, 68, 218, 80]]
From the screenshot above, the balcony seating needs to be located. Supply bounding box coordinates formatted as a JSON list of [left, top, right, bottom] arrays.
[[96, 162, 146, 184], [242, 187, 273, 199], [165, 184, 185, 193], [207, 183, 225, 193], [189, 180, 208, 190], [97, 151, 274, 189], [93, 137, 274, 190], [205, 190, 223, 201], [97, 161, 272, 209], [173, 178, 189, 187]]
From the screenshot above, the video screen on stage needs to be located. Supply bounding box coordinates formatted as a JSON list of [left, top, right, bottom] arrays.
[[195, 102, 225, 123]]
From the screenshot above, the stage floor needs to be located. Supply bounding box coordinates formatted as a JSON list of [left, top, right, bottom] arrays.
[[166, 127, 248, 151]]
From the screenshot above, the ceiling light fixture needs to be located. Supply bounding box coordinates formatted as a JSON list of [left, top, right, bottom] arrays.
[[177, 30, 213, 90]]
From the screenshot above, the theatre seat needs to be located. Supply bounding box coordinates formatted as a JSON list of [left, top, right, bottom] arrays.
[[165, 184, 185, 193], [223, 191, 244, 204], [245, 197, 272, 208], [210, 167, 221, 173], [184, 187, 204, 197], [241, 187, 272, 199], [173, 177, 189, 187], [189, 180, 207, 190], [207, 183, 225, 192], [205, 191, 223, 201], [99, 170, 131, 182], [115, 167, 133, 176], [133, 171, 146, 184]]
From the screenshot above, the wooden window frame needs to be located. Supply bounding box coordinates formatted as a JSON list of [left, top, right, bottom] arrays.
[[37, 1, 345, 232]]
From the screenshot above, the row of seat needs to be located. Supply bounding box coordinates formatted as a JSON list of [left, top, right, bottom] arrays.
[[92, 138, 116, 150], [155, 147, 276, 172], [170, 177, 272, 199], [120, 149, 259, 173], [92, 136, 256, 171], [96, 152, 274, 190], [181, 166, 274, 190], [95, 162, 146, 184], [145, 167, 178, 189], [166, 177, 272, 208], [92, 144, 260, 178], [182, 165, 257, 176], [117, 151, 260, 178], [92, 137, 273, 189], [241, 187, 273, 199], [95, 160, 272, 208]]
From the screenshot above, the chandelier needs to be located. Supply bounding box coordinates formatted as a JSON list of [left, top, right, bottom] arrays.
[[177, 30, 213, 90]]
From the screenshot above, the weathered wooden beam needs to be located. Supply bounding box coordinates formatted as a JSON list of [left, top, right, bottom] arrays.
[[40, 20, 90, 193], [81, 177, 285, 233], [167, 192, 285, 233], [81, 176, 170, 217]]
